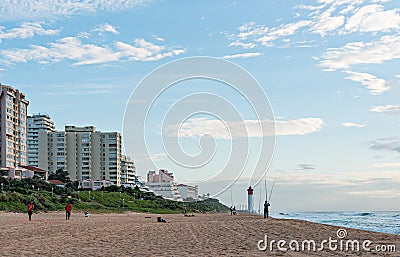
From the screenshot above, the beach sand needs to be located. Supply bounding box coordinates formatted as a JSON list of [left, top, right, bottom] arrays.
[[0, 211, 398, 256]]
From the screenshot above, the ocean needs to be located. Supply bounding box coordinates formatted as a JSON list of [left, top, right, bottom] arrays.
[[272, 211, 400, 235]]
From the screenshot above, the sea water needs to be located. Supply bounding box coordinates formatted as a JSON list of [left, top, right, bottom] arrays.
[[272, 211, 400, 235]]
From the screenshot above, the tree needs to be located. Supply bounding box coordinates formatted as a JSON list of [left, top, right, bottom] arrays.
[[48, 169, 71, 183]]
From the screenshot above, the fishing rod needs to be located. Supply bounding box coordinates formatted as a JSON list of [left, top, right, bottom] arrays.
[[264, 175, 268, 201], [268, 180, 276, 203], [230, 187, 233, 207], [258, 185, 261, 214]]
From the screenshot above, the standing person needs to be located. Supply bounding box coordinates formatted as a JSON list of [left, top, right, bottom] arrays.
[[230, 206, 233, 215], [264, 201, 270, 219], [27, 201, 34, 221], [65, 202, 72, 220], [233, 206, 236, 215]]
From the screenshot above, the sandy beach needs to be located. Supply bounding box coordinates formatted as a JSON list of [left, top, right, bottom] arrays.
[[0, 211, 398, 256]]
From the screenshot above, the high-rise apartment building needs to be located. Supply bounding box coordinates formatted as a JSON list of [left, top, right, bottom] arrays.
[[35, 125, 123, 185], [27, 113, 56, 167], [0, 84, 29, 168], [100, 131, 122, 185], [121, 155, 136, 185]]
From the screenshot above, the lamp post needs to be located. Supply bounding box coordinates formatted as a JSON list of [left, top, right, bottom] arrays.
[[51, 187, 54, 197], [88, 191, 91, 202], [1, 183, 3, 192]]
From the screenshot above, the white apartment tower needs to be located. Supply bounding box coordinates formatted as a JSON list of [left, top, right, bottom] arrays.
[[0, 84, 29, 168], [121, 155, 136, 185], [36, 125, 122, 185], [100, 131, 122, 185], [27, 113, 56, 168]]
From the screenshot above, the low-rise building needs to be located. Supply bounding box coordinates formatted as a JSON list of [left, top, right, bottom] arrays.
[[146, 170, 183, 201], [177, 184, 198, 201], [1, 165, 47, 180], [78, 179, 113, 190], [47, 179, 66, 187]]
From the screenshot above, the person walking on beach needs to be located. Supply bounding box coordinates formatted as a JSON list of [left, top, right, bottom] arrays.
[[264, 201, 270, 219], [233, 206, 236, 215], [27, 201, 34, 221], [230, 206, 233, 215], [65, 202, 72, 220]]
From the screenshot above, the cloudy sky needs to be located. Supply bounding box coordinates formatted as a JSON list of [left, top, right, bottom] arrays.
[[1, 0, 399, 211]]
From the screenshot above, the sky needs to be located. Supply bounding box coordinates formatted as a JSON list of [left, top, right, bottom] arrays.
[[0, 0, 399, 212]]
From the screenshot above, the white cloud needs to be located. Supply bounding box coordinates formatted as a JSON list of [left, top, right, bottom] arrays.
[[310, 14, 345, 36], [320, 34, 400, 70], [344, 4, 400, 33], [165, 117, 323, 140], [344, 71, 389, 94], [370, 105, 400, 114], [132, 153, 166, 163], [116, 39, 185, 62], [302, 1, 400, 35], [230, 1, 400, 50], [0, 22, 59, 42], [0, 0, 148, 21], [348, 189, 400, 198], [257, 20, 312, 46], [228, 41, 256, 49], [228, 20, 312, 49], [93, 23, 119, 34], [373, 163, 400, 168], [275, 118, 324, 136], [369, 137, 400, 153], [236, 22, 269, 40], [275, 169, 400, 187], [222, 52, 261, 59], [269, 20, 312, 37], [309, 3, 346, 36], [0, 37, 185, 65], [341, 122, 365, 128], [296, 4, 324, 11], [296, 163, 315, 170]]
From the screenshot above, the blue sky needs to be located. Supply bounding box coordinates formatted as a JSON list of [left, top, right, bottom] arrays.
[[1, 0, 399, 211]]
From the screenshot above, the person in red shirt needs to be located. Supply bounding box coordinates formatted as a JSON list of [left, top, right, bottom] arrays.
[[65, 202, 72, 220], [27, 201, 34, 221]]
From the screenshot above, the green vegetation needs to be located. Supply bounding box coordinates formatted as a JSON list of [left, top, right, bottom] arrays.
[[0, 176, 229, 214]]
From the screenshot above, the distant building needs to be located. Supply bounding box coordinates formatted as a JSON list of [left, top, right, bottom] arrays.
[[177, 184, 198, 201], [121, 155, 136, 186], [27, 113, 56, 168], [146, 170, 183, 201], [35, 125, 122, 185], [47, 179, 66, 187], [1, 165, 47, 180], [78, 179, 113, 190], [0, 84, 29, 169]]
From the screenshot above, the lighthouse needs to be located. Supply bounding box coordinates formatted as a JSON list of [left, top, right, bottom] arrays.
[[247, 186, 254, 213]]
